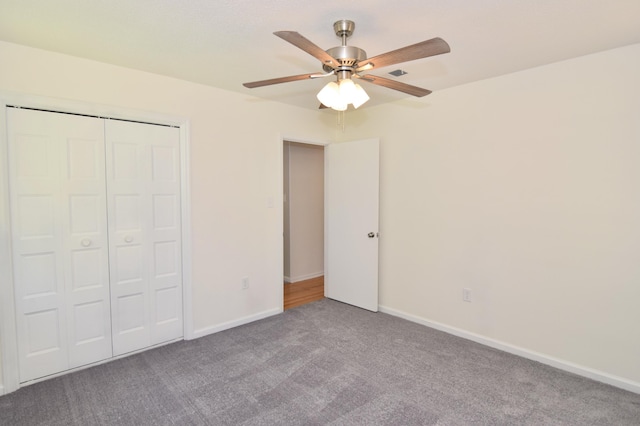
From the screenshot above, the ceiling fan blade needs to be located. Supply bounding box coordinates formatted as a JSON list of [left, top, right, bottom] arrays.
[[274, 31, 339, 68], [356, 37, 450, 72], [243, 73, 321, 88], [319, 103, 328, 109], [358, 74, 432, 97]]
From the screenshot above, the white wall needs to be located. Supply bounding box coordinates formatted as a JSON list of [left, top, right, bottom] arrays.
[[339, 43, 640, 389], [0, 41, 336, 391], [285, 142, 324, 282]]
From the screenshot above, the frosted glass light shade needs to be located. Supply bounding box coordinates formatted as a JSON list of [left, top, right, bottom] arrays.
[[332, 100, 348, 111], [338, 78, 357, 100], [317, 82, 340, 107], [351, 84, 370, 109]]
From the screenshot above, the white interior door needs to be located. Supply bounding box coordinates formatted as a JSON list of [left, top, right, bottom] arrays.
[[106, 120, 183, 356], [325, 138, 379, 312], [8, 108, 112, 382]]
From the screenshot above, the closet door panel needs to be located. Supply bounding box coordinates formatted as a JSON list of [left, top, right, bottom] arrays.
[[9, 122, 68, 382], [63, 128, 112, 368], [149, 140, 183, 343], [106, 120, 182, 356], [107, 138, 150, 355], [8, 109, 111, 381]]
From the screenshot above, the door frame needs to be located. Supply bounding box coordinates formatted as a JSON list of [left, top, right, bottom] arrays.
[[0, 92, 193, 395], [278, 135, 329, 309]]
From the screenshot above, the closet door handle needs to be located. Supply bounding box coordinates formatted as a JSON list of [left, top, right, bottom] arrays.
[[81, 238, 92, 247], [124, 235, 134, 243]]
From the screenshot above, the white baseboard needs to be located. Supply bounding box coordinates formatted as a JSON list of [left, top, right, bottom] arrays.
[[288, 271, 323, 283], [379, 305, 640, 395], [284, 275, 292, 283], [189, 308, 282, 340]]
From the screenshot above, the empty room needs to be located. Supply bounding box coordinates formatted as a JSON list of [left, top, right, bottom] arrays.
[[1, 1, 639, 424]]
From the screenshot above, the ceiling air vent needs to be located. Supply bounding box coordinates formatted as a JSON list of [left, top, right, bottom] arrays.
[[388, 69, 408, 77]]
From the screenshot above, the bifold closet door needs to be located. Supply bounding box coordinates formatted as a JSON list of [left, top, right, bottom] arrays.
[[8, 108, 112, 382], [105, 120, 183, 356]]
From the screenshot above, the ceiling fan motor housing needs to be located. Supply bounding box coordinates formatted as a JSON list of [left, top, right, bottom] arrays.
[[323, 46, 367, 72]]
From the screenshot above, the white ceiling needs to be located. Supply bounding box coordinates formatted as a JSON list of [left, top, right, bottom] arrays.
[[1, 0, 640, 110]]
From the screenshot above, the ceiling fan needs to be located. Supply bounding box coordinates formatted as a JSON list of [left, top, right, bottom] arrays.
[[242, 20, 450, 111]]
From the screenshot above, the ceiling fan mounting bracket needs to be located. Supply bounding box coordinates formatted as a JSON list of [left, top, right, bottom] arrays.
[[333, 20, 355, 39]]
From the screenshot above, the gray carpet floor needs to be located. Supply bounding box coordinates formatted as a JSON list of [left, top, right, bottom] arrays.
[[1, 298, 639, 425]]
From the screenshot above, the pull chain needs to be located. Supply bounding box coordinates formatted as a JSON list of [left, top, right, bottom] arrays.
[[336, 110, 346, 132]]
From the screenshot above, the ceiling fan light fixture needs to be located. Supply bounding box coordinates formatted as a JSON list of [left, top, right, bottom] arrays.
[[317, 78, 370, 110]]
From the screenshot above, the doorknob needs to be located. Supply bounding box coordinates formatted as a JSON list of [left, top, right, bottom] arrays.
[[81, 238, 92, 247], [368, 232, 375, 238], [124, 235, 133, 243]]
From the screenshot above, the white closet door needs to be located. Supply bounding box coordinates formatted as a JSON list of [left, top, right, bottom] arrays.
[[105, 120, 183, 355], [8, 108, 112, 382]]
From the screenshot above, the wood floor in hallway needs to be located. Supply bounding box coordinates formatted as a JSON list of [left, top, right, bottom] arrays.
[[284, 276, 324, 310]]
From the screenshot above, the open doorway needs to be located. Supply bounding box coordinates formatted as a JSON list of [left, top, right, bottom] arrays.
[[283, 141, 325, 310]]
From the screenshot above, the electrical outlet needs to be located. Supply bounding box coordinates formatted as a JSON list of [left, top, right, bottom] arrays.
[[462, 288, 472, 302], [242, 277, 249, 290]]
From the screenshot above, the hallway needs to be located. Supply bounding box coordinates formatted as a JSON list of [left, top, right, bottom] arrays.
[[283, 276, 324, 310]]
